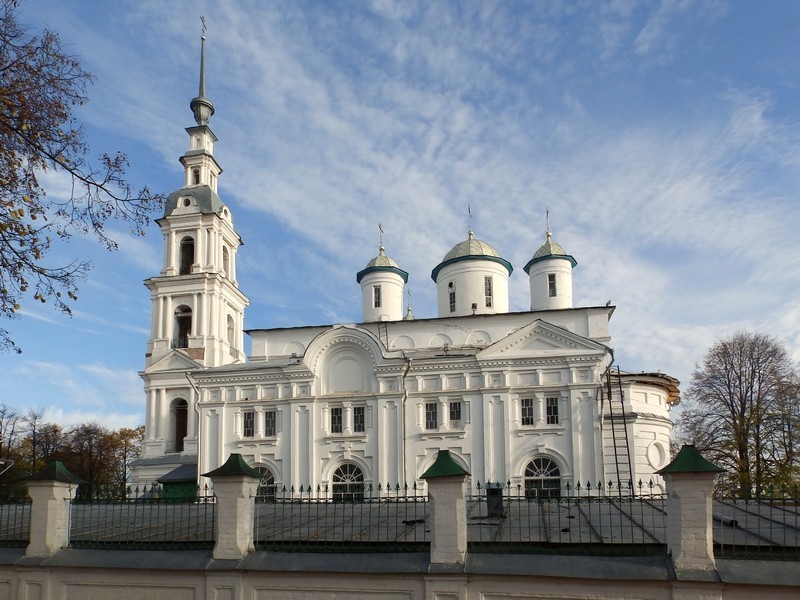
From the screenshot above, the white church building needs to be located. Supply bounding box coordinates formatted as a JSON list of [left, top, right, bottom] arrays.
[[131, 40, 679, 497]]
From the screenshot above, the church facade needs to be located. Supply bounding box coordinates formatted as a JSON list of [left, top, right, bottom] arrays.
[[131, 42, 679, 496]]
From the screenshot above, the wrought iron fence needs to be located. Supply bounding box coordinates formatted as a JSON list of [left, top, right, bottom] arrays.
[[713, 495, 800, 560], [254, 483, 429, 551], [69, 485, 215, 550], [467, 481, 668, 555], [0, 486, 31, 548]]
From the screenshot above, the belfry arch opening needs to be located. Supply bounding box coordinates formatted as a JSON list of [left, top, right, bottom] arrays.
[[222, 246, 230, 276], [171, 399, 188, 453], [179, 236, 195, 275], [174, 305, 192, 348]]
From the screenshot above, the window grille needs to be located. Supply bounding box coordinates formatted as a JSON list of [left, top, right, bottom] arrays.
[[264, 411, 277, 437], [425, 402, 438, 430], [330, 407, 343, 434], [373, 285, 381, 308], [332, 464, 364, 503], [484, 276, 493, 307], [521, 398, 535, 426], [548, 273, 557, 297], [353, 406, 365, 433], [546, 397, 559, 425], [449, 400, 462, 426], [243, 411, 255, 437], [524, 457, 562, 499]]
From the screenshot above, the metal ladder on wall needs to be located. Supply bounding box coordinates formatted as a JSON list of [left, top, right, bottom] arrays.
[[604, 366, 634, 494], [378, 321, 389, 349]]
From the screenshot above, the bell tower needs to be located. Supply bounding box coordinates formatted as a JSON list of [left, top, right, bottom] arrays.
[[144, 33, 249, 369], [135, 34, 249, 475]]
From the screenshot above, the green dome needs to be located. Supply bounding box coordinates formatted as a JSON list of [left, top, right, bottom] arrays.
[[364, 246, 400, 269], [356, 246, 408, 284], [523, 231, 577, 274], [442, 234, 501, 261], [431, 231, 512, 282]]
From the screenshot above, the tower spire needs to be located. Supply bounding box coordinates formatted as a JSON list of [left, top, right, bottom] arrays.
[[191, 18, 215, 126]]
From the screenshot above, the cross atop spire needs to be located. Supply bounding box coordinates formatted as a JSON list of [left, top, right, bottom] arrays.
[[545, 207, 552, 241], [468, 204, 473, 239], [190, 19, 215, 126]]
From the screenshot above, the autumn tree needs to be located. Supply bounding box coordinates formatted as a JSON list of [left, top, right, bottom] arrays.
[[108, 425, 144, 497], [0, 0, 163, 352], [0, 403, 20, 462], [675, 332, 799, 496], [20, 407, 43, 474], [65, 422, 113, 490]]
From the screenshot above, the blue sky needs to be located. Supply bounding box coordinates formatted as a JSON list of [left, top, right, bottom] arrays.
[[3, 0, 800, 429]]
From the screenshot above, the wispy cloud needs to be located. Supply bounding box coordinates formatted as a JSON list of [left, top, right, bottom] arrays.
[[6, 1, 800, 425]]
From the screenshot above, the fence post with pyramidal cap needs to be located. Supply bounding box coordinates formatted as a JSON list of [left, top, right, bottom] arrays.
[[203, 453, 261, 560], [24, 461, 86, 557], [421, 449, 470, 566], [656, 444, 724, 576]]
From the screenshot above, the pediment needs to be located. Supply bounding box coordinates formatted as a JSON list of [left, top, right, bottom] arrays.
[[145, 350, 203, 373], [477, 319, 606, 359]]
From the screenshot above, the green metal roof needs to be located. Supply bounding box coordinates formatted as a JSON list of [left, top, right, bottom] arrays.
[[356, 247, 409, 283], [523, 232, 577, 274], [202, 453, 262, 479], [24, 460, 87, 484], [420, 450, 471, 479], [656, 445, 724, 475], [431, 231, 512, 282]]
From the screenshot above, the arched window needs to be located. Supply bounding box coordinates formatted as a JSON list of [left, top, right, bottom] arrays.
[[254, 466, 276, 502], [179, 237, 195, 275], [448, 281, 456, 313], [227, 315, 235, 347], [192, 168, 200, 185], [172, 399, 188, 453], [174, 305, 192, 348], [332, 463, 364, 503], [222, 246, 230, 276], [524, 457, 561, 499]]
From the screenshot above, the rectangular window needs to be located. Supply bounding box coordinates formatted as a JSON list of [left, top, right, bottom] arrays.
[[548, 273, 557, 297], [330, 407, 343, 434], [425, 402, 438, 430], [449, 401, 462, 426], [449, 290, 456, 313], [373, 285, 381, 308], [546, 397, 559, 425], [264, 410, 277, 437], [353, 406, 365, 433], [484, 276, 493, 307], [521, 398, 535, 426], [243, 411, 255, 437]]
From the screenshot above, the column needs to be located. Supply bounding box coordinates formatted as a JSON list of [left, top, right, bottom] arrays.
[[146, 389, 156, 440]]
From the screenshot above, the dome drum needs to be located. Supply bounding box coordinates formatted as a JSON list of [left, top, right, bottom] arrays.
[[435, 259, 510, 317], [357, 247, 408, 322]]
